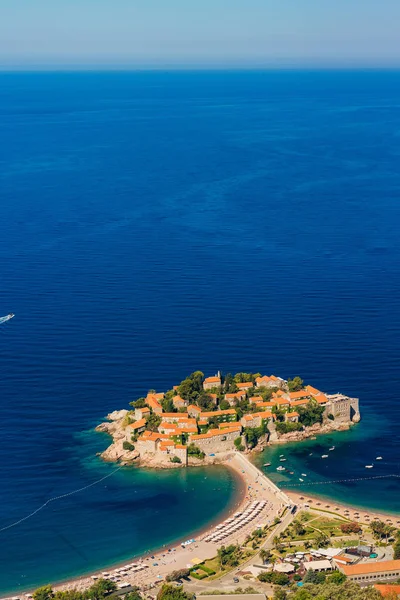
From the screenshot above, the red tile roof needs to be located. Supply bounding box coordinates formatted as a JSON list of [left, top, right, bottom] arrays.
[[204, 376, 221, 384], [341, 559, 400, 576], [374, 584, 400, 597], [201, 409, 236, 417], [289, 390, 310, 400], [128, 418, 146, 430]]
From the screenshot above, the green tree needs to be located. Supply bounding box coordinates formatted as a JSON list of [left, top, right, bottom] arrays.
[[124, 591, 143, 600], [170, 456, 182, 464], [89, 579, 117, 598], [157, 584, 194, 600], [123, 441, 135, 451], [287, 377, 304, 392], [217, 544, 241, 568], [162, 397, 176, 413], [234, 372, 258, 383], [259, 548, 271, 564], [314, 532, 329, 548], [146, 412, 162, 431], [220, 399, 230, 410], [394, 538, 400, 559], [258, 572, 273, 583], [33, 586, 54, 600], [303, 569, 326, 584], [177, 371, 204, 403], [272, 572, 289, 586], [297, 400, 325, 427], [130, 397, 147, 408], [166, 568, 191, 582], [273, 589, 287, 600], [234, 437, 245, 451], [328, 571, 347, 584], [187, 443, 205, 459], [293, 520, 306, 536]]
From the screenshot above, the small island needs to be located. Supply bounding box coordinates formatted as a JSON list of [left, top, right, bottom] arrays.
[[97, 371, 360, 468]]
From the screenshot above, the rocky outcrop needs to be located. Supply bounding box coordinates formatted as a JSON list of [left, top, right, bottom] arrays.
[[273, 419, 352, 444]]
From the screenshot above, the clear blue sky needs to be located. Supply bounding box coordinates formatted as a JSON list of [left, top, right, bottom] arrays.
[[1, 0, 400, 69]]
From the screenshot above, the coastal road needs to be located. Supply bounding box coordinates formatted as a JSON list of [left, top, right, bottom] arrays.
[[186, 508, 295, 594]]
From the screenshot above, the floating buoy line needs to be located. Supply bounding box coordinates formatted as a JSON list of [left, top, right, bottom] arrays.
[[0, 465, 123, 533]]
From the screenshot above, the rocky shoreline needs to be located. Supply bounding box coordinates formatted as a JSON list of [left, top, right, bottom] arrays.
[[96, 409, 356, 467]]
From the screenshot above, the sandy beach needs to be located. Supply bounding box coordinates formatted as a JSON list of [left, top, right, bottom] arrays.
[[1, 453, 289, 599], [5, 454, 399, 600], [286, 489, 400, 526]]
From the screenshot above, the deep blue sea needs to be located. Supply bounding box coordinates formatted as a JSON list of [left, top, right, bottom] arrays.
[[1, 70, 400, 594]]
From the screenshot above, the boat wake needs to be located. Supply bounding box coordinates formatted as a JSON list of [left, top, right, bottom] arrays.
[[0, 313, 14, 325]]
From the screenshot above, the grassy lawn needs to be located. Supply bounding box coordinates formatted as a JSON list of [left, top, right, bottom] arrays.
[[279, 511, 350, 543]]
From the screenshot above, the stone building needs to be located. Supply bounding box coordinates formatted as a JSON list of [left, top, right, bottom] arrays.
[[225, 391, 246, 405], [126, 418, 146, 438], [189, 427, 241, 454], [145, 394, 163, 415], [339, 559, 400, 583], [172, 395, 187, 409], [255, 375, 286, 389], [285, 411, 299, 423], [135, 407, 150, 420], [203, 374, 222, 390], [325, 394, 360, 423]]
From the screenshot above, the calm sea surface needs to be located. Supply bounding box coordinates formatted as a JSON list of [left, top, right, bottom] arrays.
[[1, 70, 400, 593]]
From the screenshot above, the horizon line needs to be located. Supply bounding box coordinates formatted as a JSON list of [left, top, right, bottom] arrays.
[[1, 63, 400, 73]]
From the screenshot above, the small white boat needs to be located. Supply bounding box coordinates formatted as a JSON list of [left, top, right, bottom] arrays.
[[376, 456, 382, 460], [280, 458, 287, 462], [321, 455, 328, 459], [329, 447, 335, 451], [277, 466, 285, 471], [299, 478, 304, 482], [365, 465, 374, 469], [301, 473, 307, 477], [263, 462, 271, 467]]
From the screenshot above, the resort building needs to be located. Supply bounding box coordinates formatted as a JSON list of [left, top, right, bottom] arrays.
[[189, 427, 242, 453], [203, 374, 222, 390], [225, 391, 246, 405], [160, 413, 196, 424], [209, 393, 218, 404], [374, 584, 400, 597], [172, 395, 187, 409], [326, 394, 360, 423], [200, 408, 237, 423], [187, 405, 202, 418], [126, 418, 146, 437], [136, 431, 188, 465], [255, 375, 285, 389], [145, 394, 163, 414], [304, 560, 334, 573], [339, 559, 400, 583], [285, 411, 299, 423], [236, 381, 253, 391], [134, 406, 150, 420], [249, 396, 263, 404]]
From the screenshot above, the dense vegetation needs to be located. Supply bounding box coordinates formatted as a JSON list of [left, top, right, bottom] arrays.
[[244, 421, 269, 448], [187, 443, 205, 459], [33, 580, 117, 600], [157, 584, 194, 600], [284, 581, 382, 600], [297, 400, 325, 426]]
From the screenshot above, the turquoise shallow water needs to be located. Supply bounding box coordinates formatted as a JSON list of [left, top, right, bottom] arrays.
[[254, 413, 400, 515], [0, 428, 239, 595], [1, 69, 400, 593]]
